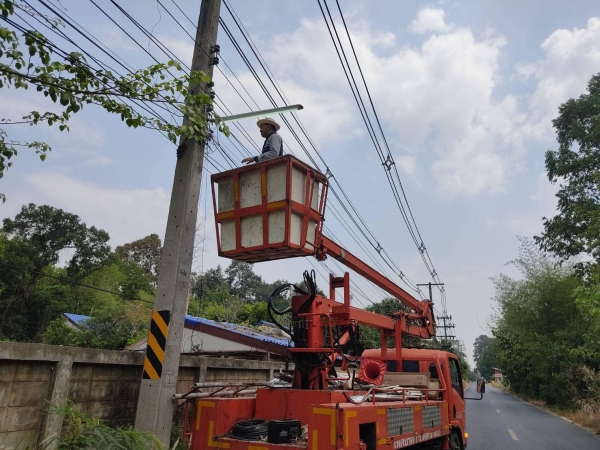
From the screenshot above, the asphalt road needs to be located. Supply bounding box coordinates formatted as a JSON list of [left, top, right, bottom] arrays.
[[465, 384, 600, 449]]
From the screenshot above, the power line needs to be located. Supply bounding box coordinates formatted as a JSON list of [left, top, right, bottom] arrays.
[[156, 1, 411, 297], [15, 2, 182, 126], [319, 0, 448, 313], [8, 3, 225, 176], [217, 3, 424, 298], [333, 0, 441, 282], [0, 260, 153, 303], [20, 0, 428, 311]]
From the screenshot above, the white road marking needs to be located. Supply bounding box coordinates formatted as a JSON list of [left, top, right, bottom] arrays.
[[496, 409, 501, 414], [508, 429, 518, 441]]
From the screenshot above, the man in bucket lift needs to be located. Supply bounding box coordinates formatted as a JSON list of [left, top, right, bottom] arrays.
[[241, 117, 283, 164]]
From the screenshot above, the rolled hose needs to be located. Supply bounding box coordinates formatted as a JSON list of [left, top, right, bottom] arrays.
[[230, 419, 268, 441]]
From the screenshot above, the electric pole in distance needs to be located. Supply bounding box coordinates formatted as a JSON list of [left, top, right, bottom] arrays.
[[134, 0, 221, 445]]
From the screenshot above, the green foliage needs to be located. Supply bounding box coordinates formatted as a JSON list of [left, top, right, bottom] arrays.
[[0, 203, 152, 345], [188, 262, 291, 327], [48, 400, 162, 449], [0, 2, 228, 201], [359, 297, 421, 350], [41, 317, 82, 347], [244, 301, 269, 325], [473, 335, 497, 381], [226, 261, 263, 301], [118, 261, 154, 300], [536, 73, 600, 268], [191, 266, 228, 298], [115, 234, 162, 286], [492, 238, 600, 407], [42, 310, 148, 350], [3, 203, 110, 278]]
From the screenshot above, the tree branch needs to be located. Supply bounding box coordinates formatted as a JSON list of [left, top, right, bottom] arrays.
[[0, 66, 179, 103]]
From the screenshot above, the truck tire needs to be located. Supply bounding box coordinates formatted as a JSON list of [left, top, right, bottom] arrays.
[[449, 431, 462, 450]]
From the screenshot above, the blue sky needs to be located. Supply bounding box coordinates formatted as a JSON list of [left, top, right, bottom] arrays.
[[2, 0, 600, 364]]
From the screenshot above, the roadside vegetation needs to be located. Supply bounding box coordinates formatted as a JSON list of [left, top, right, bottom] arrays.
[[0, 203, 300, 349], [475, 72, 600, 435]]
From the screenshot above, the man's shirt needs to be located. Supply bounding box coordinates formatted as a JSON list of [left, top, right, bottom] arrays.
[[254, 132, 283, 162]]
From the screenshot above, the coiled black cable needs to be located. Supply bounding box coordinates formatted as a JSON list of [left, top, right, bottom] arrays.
[[230, 419, 268, 441]]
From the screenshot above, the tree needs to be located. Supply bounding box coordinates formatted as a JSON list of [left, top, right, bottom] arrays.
[[472, 335, 496, 381], [225, 261, 262, 301], [117, 261, 154, 300], [535, 73, 600, 267], [491, 238, 597, 407], [42, 305, 148, 350], [115, 234, 162, 285], [2, 203, 110, 288], [360, 297, 419, 349], [0, 1, 227, 202], [191, 266, 228, 297], [0, 204, 157, 342]]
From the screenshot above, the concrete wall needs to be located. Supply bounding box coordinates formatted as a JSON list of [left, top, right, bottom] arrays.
[[0, 342, 288, 449], [0, 361, 54, 449]]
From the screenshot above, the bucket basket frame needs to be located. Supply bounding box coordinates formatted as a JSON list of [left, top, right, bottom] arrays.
[[210, 155, 329, 263]]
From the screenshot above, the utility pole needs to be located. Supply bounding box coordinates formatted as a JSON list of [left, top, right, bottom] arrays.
[[436, 315, 456, 341], [417, 282, 455, 340], [134, 0, 221, 445], [416, 282, 444, 304]]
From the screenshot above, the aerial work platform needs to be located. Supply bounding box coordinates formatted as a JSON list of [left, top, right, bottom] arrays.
[[211, 155, 329, 263]]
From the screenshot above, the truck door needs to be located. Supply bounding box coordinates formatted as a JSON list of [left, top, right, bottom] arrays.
[[448, 357, 466, 430]]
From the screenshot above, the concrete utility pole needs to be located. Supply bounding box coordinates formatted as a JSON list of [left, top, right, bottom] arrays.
[[134, 0, 221, 445]]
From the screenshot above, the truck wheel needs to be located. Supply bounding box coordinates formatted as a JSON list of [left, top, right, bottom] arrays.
[[449, 431, 462, 450]]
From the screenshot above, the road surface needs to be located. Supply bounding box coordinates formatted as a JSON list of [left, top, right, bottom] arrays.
[[465, 383, 600, 449]]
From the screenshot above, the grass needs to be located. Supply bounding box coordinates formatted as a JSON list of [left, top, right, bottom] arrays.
[[558, 402, 600, 435], [47, 400, 163, 449]]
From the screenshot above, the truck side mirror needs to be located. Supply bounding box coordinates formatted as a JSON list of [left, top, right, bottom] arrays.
[[466, 379, 485, 400], [477, 379, 486, 394]]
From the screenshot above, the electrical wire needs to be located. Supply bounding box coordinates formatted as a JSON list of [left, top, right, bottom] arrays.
[[137, 0, 425, 301], [218, 2, 425, 298], [13, 1, 440, 327], [0, 260, 153, 303], [319, 0, 450, 317]]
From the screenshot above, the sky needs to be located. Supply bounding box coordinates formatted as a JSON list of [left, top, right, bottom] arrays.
[[1, 0, 600, 365]]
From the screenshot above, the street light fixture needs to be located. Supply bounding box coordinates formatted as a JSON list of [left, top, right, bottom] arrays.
[[216, 104, 303, 123]]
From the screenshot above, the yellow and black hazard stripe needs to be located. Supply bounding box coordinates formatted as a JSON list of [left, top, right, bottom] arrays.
[[143, 310, 170, 380]]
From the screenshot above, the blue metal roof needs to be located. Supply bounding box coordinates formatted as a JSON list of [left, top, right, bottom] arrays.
[[64, 313, 91, 326], [184, 315, 293, 348], [62, 312, 293, 348]]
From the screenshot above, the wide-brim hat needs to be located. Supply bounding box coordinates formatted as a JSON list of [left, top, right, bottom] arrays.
[[256, 117, 280, 131]]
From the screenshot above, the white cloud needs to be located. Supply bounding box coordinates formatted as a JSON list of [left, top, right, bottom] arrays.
[[150, 12, 600, 200], [396, 155, 416, 177], [0, 84, 114, 166], [99, 27, 141, 52], [409, 8, 452, 35], [155, 35, 194, 65], [514, 62, 538, 80], [84, 155, 114, 166], [502, 172, 559, 236], [24, 173, 170, 246], [524, 17, 600, 141], [52, 118, 115, 165], [530, 171, 560, 212], [247, 13, 524, 197]]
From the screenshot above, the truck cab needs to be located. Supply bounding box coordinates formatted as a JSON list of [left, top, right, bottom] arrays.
[[362, 348, 467, 449]]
